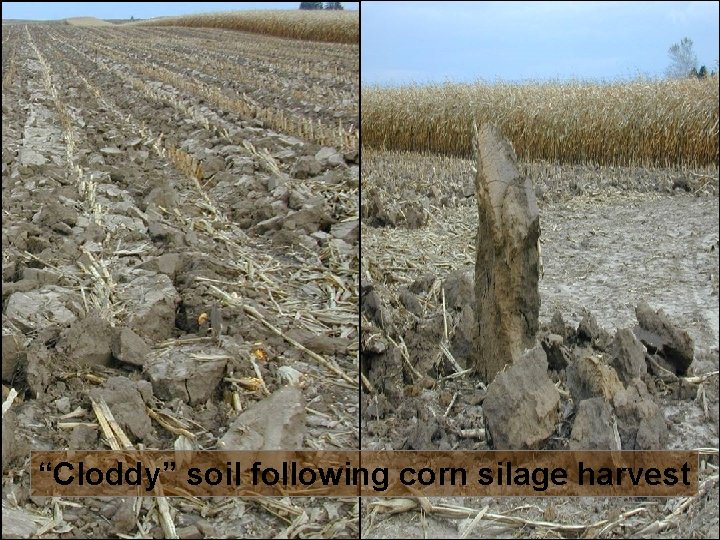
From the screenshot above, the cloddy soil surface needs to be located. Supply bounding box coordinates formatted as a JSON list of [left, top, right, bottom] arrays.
[[2, 23, 359, 539], [361, 150, 719, 538]]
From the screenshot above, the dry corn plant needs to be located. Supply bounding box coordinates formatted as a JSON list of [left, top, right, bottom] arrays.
[[242, 139, 283, 177], [362, 78, 719, 168], [75, 167, 104, 225], [166, 145, 204, 181], [164, 143, 226, 221], [2, 49, 17, 90], [27, 31, 79, 165], [77, 250, 120, 323], [152, 132, 166, 157]]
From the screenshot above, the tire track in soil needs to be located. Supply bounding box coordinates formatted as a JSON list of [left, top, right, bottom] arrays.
[[16, 42, 66, 170], [2, 32, 30, 172]]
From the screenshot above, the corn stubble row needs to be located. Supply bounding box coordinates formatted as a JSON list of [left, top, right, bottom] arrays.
[[137, 10, 358, 44], [362, 78, 719, 168], [58, 32, 356, 152]]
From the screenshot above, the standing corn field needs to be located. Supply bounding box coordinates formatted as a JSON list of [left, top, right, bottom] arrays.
[[134, 9, 359, 44], [362, 77, 719, 168]]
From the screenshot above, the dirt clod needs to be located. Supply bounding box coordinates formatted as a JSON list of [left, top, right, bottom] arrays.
[[442, 269, 473, 311], [218, 385, 305, 450], [119, 272, 181, 341], [2, 410, 20, 472], [635, 301, 695, 375], [569, 397, 621, 450], [58, 310, 113, 368], [483, 345, 559, 449], [0, 504, 42, 539], [111, 327, 151, 368], [566, 355, 624, 403], [611, 327, 648, 383], [89, 377, 155, 443], [145, 346, 227, 405], [577, 308, 613, 349], [5, 287, 80, 330], [474, 125, 540, 382], [68, 425, 99, 450], [291, 156, 323, 179], [613, 379, 669, 449], [2, 332, 27, 382], [540, 333, 571, 371]]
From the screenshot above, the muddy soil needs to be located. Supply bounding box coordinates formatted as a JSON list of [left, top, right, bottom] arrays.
[[2, 24, 358, 539], [361, 150, 719, 538]]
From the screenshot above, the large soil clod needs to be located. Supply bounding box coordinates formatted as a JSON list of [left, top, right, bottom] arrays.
[[474, 125, 541, 382], [569, 397, 621, 450], [635, 301, 695, 375], [482, 345, 559, 449], [218, 385, 305, 451]]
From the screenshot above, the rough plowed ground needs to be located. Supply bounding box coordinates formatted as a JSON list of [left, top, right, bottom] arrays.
[[2, 24, 358, 539], [361, 150, 719, 538]]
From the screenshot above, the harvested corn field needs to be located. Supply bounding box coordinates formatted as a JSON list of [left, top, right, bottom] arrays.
[[361, 113, 719, 535], [135, 9, 359, 44], [362, 78, 719, 168], [2, 20, 358, 539]]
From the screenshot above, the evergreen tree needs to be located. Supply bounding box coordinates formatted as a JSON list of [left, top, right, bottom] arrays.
[[300, 2, 324, 9], [325, 2, 344, 9]]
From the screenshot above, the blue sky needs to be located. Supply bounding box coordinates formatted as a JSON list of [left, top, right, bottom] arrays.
[[362, 1, 720, 85], [2, 2, 358, 20]]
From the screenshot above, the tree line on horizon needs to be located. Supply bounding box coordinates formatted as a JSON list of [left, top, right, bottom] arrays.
[[299, 2, 344, 10], [666, 37, 716, 79]]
